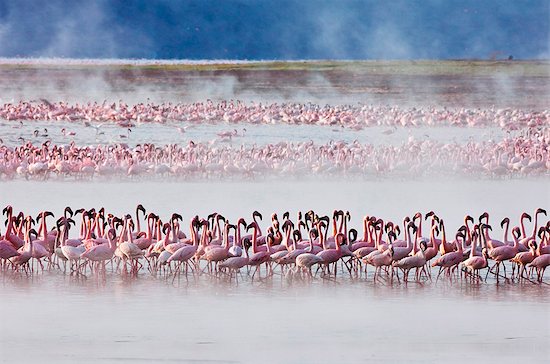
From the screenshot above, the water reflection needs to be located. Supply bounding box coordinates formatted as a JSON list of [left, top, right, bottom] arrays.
[[1, 270, 548, 364]]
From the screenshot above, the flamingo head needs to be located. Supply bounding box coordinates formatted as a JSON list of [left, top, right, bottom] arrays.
[[393, 225, 401, 236], [246, 222, 258, 231], [253, 211, 263, 221], [413, 212, 422, 220], [282, 211, 290, 221], [2, 205, 13, 216], [348, 228, 358, 243], [536, 208, 547, 216], [29, 229, 38, 239], [465, 215, 474, 224], [420, 241, 428, 251], [171, 213, 183, 222], [512, 227, 521, 239], [479, 212, 489, 223], [319, 215, 330, 225], [282, 219, 293, 232], [538, 227, 546, 239], [242, 238, 252, 251], [64, 207, 74, 217], [500, 217, 510, 228], [107, 228, 116, 240], [425, 211, 435, 220], [521, 212, 532, 221]]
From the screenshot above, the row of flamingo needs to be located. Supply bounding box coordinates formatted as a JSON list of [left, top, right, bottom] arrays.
[[1, 205, 548, 283], [0, 100, 547, 130], [1, 131, 548, 180]]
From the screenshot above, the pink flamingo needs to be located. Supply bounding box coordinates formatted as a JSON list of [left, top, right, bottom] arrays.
[[3, 206, 25, 249], [364, 244, 395, 282], [9, 217, 34, 273], [204, 223, 232, 273], [519, 208, 547, 249], [462, 229, 489, 282], [511, 240, 538, 281], [80, 228, 118, 274], [432, 232, 465, 281], [393, 241, 428, 282], [246, 221, 271, 279], [219, 222, 249, 281], [487, 226, 521, 281]]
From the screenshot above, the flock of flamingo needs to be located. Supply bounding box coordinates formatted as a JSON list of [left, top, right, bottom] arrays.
[[0, 100, 548, 180], [0, 133, 547, 180], [1, 205, 549, 284], [0, 100, 548, 129], [0, 97, 548, 286]]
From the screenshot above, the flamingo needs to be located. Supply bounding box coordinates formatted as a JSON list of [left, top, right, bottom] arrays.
[[511, 240, 537, 281], [9, 217, 34, 272], [487, 226, 521, 281], [219, 221, 249, 281], [393, 241, 428, 282], [203, 223, 232, 273], [246, 222, 271, 279], [80, 228, 118, 274], [462, 229, 489, 282], [364, 245, 395, 282], [519, 208, 547, 249], [432, 232, 465, 281]]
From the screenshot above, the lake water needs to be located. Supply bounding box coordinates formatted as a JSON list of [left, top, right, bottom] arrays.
[[0, 62, 549, 363]]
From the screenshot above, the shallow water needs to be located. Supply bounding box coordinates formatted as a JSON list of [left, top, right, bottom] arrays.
[[0, 119, 509, 148], [1, 272, 549, 364]]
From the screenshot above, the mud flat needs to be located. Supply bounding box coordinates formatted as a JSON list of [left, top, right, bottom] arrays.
[[0, 59, 548, 108]]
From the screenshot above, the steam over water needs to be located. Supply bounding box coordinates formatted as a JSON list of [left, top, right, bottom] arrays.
[[0, 61, 549, 363]]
